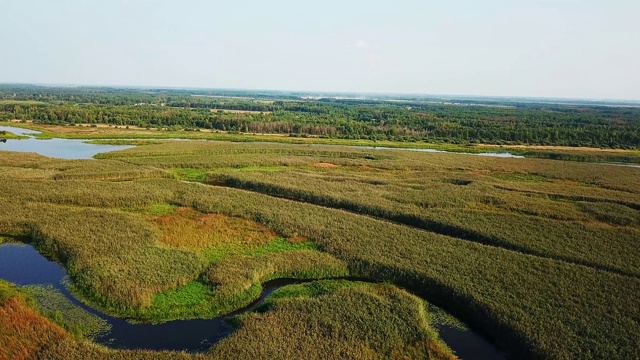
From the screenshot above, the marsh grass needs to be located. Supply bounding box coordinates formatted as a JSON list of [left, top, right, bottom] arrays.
[[9, 121, 640, 164], [0, 142, 638, 358], [150, 207, 279, 252], [488, 172, 549, 183], [214, 281, 456, 360], [123, 203, 178, 216], [86, 139, 167, 146], [203, 237, 319, 263], [1, 279, 455, 360], [142, 249, 349, 322], [427, 304, 468, 331], [170, 168, 208, 182], [151, 281, 213, 313], [0, 130, 23, 139], [0, 280, 197, 360], [23, 285, 110, 338], [262, 279, 359, 301], [204, 167, 640, 276]]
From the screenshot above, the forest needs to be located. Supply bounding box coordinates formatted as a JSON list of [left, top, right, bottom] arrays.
[[1, 85, 639, 148]]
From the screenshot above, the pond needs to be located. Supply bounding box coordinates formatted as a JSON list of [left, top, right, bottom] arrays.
[[0, 243, 505, 359], [0, 126, 133, 160]]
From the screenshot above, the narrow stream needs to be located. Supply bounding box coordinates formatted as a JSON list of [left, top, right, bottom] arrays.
[[0, 243, 505, 358]]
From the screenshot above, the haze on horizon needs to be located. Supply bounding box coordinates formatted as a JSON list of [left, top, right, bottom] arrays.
[[1, 0, 639, 100]]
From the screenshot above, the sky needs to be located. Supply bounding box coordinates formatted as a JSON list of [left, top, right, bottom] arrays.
[[0, 0, 639, 100]]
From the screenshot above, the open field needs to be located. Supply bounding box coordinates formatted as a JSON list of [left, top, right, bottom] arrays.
[[211, 109, 273, 115], [0, 140, 639, 359]]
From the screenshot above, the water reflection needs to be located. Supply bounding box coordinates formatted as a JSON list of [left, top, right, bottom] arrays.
[[0, 126, 133, 159]]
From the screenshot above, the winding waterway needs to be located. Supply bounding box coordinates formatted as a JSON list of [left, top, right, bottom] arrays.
[[0, 125, 521, 160], [2, 126, 640, 169], [0, 242, 505, 359]]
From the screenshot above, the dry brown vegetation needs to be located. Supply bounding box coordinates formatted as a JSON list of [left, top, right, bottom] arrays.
[[151, 207, 279, 251], [0, 295, 69, 360], [0, 284, 198, 360], [313, 162, 339, 168]]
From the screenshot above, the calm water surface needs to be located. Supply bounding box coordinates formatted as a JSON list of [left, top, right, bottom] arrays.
[[358, 145, 524, 158], [4, 126, 640, 168], [0, 126, 133, 159]]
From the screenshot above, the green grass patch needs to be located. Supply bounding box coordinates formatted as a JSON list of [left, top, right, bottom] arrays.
[[204, 237, 320, 263], [151, 281, 212, 310], [141, 250, 348, 322], [169, 168, 209, 182], [0, 279, 21, 303], [132, 238, 337, 322], [0, 130, 25, 140]]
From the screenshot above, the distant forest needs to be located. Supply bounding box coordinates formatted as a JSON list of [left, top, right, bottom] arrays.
[[1, 85, 639, 148]]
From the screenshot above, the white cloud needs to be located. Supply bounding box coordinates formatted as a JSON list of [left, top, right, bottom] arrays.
[[355, 40, 369, 49]]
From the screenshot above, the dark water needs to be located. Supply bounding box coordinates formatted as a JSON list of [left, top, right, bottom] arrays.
[[0, 126, 133, 159], [0, 243, 297, 351], [0, 243, 505, 358], [438, 325, 506, 360]]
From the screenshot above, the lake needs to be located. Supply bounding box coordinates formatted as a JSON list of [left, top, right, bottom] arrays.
[[0, 126, 133, 160]]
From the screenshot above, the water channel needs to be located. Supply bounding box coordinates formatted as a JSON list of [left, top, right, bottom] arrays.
[[0, 242, 505, 359], [2, 126, 640, 169], [0, 125, 522, 160]]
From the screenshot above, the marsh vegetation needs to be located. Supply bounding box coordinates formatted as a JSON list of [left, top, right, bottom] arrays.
[[0, 135, 638, 359]]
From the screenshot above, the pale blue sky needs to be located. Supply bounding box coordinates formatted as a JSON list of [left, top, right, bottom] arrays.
[[1, 0, 638, 99]]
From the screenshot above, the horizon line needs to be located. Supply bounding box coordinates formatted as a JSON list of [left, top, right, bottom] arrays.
[[1, 81, 639, 104]]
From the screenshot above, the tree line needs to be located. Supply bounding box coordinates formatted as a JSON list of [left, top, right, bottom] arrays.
[[0, 86, 639, 148]]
